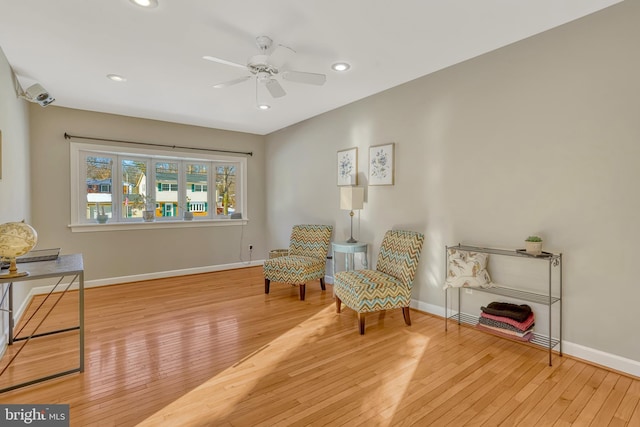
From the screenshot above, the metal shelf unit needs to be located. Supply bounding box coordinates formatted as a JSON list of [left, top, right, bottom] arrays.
[[444, 244, 562, 366]]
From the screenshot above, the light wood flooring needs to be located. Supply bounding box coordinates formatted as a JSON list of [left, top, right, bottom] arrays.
[[1, 266, 639, 426]]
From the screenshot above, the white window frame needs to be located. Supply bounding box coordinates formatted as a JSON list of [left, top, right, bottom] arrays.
[[70, 142, 247, 232]]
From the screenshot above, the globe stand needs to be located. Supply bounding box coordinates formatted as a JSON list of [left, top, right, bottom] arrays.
[[0, 257, 29, 278]]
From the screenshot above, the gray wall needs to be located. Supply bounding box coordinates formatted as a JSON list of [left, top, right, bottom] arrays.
[[28, 106, 267, 281], [265, 0, 640, 363]]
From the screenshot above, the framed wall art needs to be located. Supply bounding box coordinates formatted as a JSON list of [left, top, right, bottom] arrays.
[[369, 142, 394, 186], [337, 147, 357, 186]]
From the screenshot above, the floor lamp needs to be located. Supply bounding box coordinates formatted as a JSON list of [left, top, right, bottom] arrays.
[[340, 186, 364, 243]]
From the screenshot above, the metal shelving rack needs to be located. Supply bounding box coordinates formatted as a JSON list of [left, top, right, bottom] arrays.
[[444, 244, 562, 366]]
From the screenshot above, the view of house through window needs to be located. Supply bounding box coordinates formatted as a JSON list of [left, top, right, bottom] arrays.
[[186, 163, 209, 216], [85, 156, 113, 220], [75, 143, 245, 224]]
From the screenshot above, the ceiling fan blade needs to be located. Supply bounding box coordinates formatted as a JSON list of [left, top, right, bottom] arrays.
[[264, 79, 286, 98], [282, 70, 326, 86], [202, 55, 247, 70], [269, 44, 295, 69], [213, 76, 251, 89]]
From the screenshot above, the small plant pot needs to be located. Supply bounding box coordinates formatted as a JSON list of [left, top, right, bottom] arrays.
[[183, 211, 194, 221], [142, 210, 155, 222], [96, 214, 109, 224], [525, 241, 543, 255]]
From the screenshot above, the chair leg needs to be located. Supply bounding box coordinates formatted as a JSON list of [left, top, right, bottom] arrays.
[[320, 277, 326, 291], [358, 313, 365, 335], [402, 307, 412, 326], [299, 284, 306, 301], [265, 278, 270, 294], [335, 296, 341, 313]]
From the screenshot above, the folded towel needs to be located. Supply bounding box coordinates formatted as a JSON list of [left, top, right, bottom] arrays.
[[480, 311, 535, 331], [476, 324, 533, 342], [481, 302, 532, 322], [478, 316, 535, 334]]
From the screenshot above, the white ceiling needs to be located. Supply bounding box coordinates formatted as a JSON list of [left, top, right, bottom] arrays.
[[0, 0, 621, 135]]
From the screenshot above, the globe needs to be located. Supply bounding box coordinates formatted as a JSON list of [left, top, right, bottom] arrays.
[[0, 221, 38, 278]]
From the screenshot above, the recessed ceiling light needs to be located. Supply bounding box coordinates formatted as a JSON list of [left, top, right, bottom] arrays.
[[331, 62, 351, 72], [130, 0, 158, 8], [257, 104, 271, 110], [107, 74, 127, 82]]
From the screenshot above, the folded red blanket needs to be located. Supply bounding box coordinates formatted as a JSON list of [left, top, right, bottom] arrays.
[[480, 311, 535, 331]]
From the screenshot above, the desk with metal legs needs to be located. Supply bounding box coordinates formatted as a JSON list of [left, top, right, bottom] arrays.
[[0, 254, 84, 393]]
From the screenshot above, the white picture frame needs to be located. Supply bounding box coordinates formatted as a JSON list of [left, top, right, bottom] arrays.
[[337, 147, 357, 186], [369, 143, 394, 186]]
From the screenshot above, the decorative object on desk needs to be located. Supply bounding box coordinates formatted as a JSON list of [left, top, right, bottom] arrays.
[[0, 221, 38, 278], [340, 186, 364, 243], [524, 235, 543, 255], [369, 142, 394, 186], [337, 147, 357, 186], [443, 248, 494, 289], [17, 247, 60, 263]]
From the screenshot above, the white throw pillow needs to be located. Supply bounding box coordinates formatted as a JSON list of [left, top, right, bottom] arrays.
[[444, 249, 494, 289]]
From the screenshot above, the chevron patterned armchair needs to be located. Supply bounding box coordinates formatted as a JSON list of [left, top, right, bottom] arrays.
[[263, 224, 333, 301], [334, 230, 425, 334]]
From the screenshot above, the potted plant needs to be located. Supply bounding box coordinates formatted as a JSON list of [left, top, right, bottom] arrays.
[[96, 204, 109, 224], [525, 235, 543, 255], [182, 197, 193, 221], [132, 193, 155, 222], [141, 194, 156, 222]]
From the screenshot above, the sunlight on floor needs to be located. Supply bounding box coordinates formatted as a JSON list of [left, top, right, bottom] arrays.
[[136, 305, 431, 426]]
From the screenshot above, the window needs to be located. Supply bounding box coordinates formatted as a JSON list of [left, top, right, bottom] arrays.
[[70, 142, 247, 227]]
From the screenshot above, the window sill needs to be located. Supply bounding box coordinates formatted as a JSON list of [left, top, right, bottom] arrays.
[[69, 218, 248, 233]]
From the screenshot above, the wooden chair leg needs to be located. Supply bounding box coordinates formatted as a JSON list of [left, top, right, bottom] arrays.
[[358, 312, 365, 335], [320, 277, 326, 291], [299, 284, 306, 301], [335, 296, 342, 313], [264, 278, 270, 294], [402, 307, 411, 326]]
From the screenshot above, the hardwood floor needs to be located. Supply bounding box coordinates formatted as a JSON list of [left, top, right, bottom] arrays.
[[1, 266, 639, 426]]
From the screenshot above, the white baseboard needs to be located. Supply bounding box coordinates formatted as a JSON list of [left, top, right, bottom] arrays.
[[562, 341, 640, 378], [411, 298, 640, 379]]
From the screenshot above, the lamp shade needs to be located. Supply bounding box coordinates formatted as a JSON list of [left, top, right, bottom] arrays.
[[340, 186, 364, 211]]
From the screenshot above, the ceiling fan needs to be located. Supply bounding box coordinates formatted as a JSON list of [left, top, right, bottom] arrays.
[[203, 36, 326, 103]]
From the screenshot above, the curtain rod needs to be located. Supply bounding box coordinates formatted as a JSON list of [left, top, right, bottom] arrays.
[[63, 132, 253, 156]]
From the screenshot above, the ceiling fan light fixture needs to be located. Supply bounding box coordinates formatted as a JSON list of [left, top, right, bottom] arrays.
[[130, 0, 158, 8], [331, 62, 351, 72], [257, 104, 271, 110]]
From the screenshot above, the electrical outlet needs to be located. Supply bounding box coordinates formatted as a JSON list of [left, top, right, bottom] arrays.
[[465, 288, 473, 294]]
